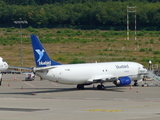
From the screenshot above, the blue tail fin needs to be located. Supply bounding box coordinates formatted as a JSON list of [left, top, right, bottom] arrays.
[[30, 35, 62, 67]]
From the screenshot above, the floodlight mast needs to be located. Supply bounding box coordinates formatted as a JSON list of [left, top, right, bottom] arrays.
[[13, 18, 28, 67], [127, 6, 137, 40]]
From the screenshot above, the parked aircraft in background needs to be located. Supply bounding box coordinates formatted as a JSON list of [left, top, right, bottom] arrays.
[[0, 57, 8, 85]]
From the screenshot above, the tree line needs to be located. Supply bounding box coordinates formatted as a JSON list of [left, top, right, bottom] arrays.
[[2, 0, 160, 5], [0, 0, 160, 30]]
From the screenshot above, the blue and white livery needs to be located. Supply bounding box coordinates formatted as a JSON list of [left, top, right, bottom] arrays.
[[31, 35, 147, 90], [35, 49, 45, 62], [30, 35, 61, 67]]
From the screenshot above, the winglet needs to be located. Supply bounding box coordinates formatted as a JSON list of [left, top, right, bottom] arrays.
[[30, 35, 62, 67]]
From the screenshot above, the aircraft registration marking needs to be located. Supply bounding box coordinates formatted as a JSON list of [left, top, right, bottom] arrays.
[[86, 109, 122, 112]]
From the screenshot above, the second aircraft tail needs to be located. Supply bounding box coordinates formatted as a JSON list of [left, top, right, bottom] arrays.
[[30, 35, 62, 67]]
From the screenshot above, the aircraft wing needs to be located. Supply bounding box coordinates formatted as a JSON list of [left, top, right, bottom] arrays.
[[88, 75, 118, 83], [8, 66, 32, 71]]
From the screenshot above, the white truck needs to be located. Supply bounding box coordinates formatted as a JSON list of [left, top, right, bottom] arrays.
[[25, 72, 35, 81]]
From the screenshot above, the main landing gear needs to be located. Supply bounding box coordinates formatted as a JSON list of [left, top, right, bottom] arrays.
[[77, 84, 105, 90], [97, 84, 105, 90], [77, 84, 84, 90], [134, 80, 139, 86]]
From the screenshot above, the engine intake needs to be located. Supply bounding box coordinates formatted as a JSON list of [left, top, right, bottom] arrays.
[[113, 76, 131, 86]]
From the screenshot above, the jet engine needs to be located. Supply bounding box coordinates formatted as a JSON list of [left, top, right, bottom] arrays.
[[113, 76, 131, 86]]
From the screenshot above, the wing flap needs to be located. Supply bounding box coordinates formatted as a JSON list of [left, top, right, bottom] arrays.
[[8, 66, 32, 73]]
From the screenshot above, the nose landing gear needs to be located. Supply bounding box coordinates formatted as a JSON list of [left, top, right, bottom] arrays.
[[134, 80, 139, 86]]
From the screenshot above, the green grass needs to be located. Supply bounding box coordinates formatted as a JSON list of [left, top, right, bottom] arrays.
[[0, 28, 160, 67]]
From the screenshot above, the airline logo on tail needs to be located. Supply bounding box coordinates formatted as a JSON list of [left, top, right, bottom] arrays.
[[35, 49, 45, 62], [35, 49, 51, 66]]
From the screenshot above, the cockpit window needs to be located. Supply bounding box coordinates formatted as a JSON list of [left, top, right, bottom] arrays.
[[2, 59, 5, 62], [143, 66, 146, 69]]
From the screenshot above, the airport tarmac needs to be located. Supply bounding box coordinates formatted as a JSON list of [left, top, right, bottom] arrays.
[[0, 74, 160, 120]]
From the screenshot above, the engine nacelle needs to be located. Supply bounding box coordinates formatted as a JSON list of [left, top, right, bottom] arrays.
[[113, 76, 131, 86]]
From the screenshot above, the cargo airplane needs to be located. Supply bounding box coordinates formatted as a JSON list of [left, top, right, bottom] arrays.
[[24, 35, 148, 90]]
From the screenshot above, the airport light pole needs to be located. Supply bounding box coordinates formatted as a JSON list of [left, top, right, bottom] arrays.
[[14, 18, 28, 67]]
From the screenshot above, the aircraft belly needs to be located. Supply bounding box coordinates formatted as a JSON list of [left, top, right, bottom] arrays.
[[58, 79, 87, 85], [58, 75, 88, 84], [38, 69, 88, 84], [58, 70, 90, 84]]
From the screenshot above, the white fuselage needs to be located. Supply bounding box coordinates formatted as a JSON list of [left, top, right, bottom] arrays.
[[0, 57, 8, 71], [35, 61, 147, 85]]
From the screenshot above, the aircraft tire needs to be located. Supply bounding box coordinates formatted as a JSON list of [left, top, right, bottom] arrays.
[[134, 83, 139, 86], [101, 85, 105, 90], [134, 80, 139, 86], [97, 85, 105, 90], [97, 85, 101, 90], [77, 84, 84, 90]]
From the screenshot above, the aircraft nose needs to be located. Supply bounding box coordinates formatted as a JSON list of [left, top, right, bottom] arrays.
[[4, 62, 8, 69]]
